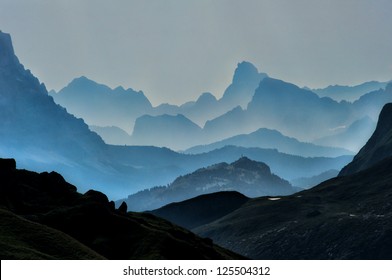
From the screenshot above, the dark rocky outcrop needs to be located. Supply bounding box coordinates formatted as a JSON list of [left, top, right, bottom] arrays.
[[0, 160, 244, 260]]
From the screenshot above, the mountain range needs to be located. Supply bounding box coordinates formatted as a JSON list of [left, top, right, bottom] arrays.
[[51, 76, 152, 133], [185, 128, 354, 156], [0, 31, 356, 201], [313, 81, 389, 102], [50, 58, 391, 154], [122, 157, 295, 211], [151, 103, 392, 259]]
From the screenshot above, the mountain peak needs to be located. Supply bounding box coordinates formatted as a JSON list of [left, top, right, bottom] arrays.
[[196, 92, 217, 104], [0, 31, 23, 73], [232, 61, 260, 84], [232, 156, 270, 173]]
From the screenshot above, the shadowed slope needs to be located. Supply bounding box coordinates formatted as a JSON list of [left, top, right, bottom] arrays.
[[0, 159, 243, 260]]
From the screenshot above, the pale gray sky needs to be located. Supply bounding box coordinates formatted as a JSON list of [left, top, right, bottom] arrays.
[[1, 0, 391, 105]]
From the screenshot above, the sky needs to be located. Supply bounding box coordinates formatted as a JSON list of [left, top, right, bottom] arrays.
[[0, 0, 391, 106]]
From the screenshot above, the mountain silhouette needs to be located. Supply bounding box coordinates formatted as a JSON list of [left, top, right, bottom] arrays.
[[313, 116, 376, 152], [149, 191, 250, 230], [313, 81, 388, 102], [186, 128, 353, 157], [219, 61, 268, 109], [131, 114, 203, 150], [51, 76, 152, 133], [89, 125, 133, 145], [340, 102, 392, 176], [121, 157, 296, 211], [0, 158, 242, 260], [205, 78, 392, 144], [0, 31, 356, 201]]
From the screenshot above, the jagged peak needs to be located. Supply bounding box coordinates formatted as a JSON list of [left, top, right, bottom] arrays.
[[0, 31, 21, 70], [232, 61, 260, 84], [196, 92, 217, 103]]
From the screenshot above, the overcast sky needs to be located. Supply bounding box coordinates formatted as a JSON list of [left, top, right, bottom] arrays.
[[1, 0, 391, 105]]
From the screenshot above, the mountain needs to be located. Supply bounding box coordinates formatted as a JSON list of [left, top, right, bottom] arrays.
[[339, 102, 392, 176], [194, 156, 392, 259], [192, 102, 392, 259], [291, 169, 339, 189], [313, 81, 389, 102], [219, 61, 268, 109], [51, 76, 152, 133], [149, 191, 250, 230], [0, 158, 242, 260], [205, 78, 392, 145], [121, 157, 296, 211], [313, 116, 376, 152], [247, 77, 353, 141], [352, 84, 392, 121], [131, 61, 267, 147], [186, 128, 353, 157], [89, 125, 133, 145], [131, 114, 203, 150], [152, 92, 220, 127], [0, 31, 356, 202]]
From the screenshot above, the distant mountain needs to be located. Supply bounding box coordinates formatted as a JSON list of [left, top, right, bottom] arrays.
[[0, 31, 357, 203], [51, 76, 152, 132], [0, 158, 242, 260], [352, 84, 392, 121], [186, 128, 354, 157], [246, 77, 353, 141], [203, 106, 249, 142], [152, 92, 220, 127], [89, 125, 133, 145], [122, 157, 297, 211], [313, 81, 388, 102], [131, 114, 203, 150], [340, 102, 392, 176], [219, 61, 268, 109], [313, 116, 376, 152], [149, 191, 250, 230], [291, 169, 339, 189], [205, 78, 392, 144]]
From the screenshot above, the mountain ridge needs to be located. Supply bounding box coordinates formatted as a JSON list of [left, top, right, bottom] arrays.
[[121, 157, 296, 211]]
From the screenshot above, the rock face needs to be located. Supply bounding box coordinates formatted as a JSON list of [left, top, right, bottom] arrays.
[[0, 159, 243, 260], [123, 157, 295, 211], [339, 101, 392, 176]]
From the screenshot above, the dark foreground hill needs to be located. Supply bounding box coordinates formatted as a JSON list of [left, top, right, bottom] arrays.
[[194, 156, 392, 259], [0, 158, 243, 260], [149, 191, 250, 230]]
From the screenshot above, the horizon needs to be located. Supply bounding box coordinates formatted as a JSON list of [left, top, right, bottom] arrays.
[[1, 0, 392, 106]]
